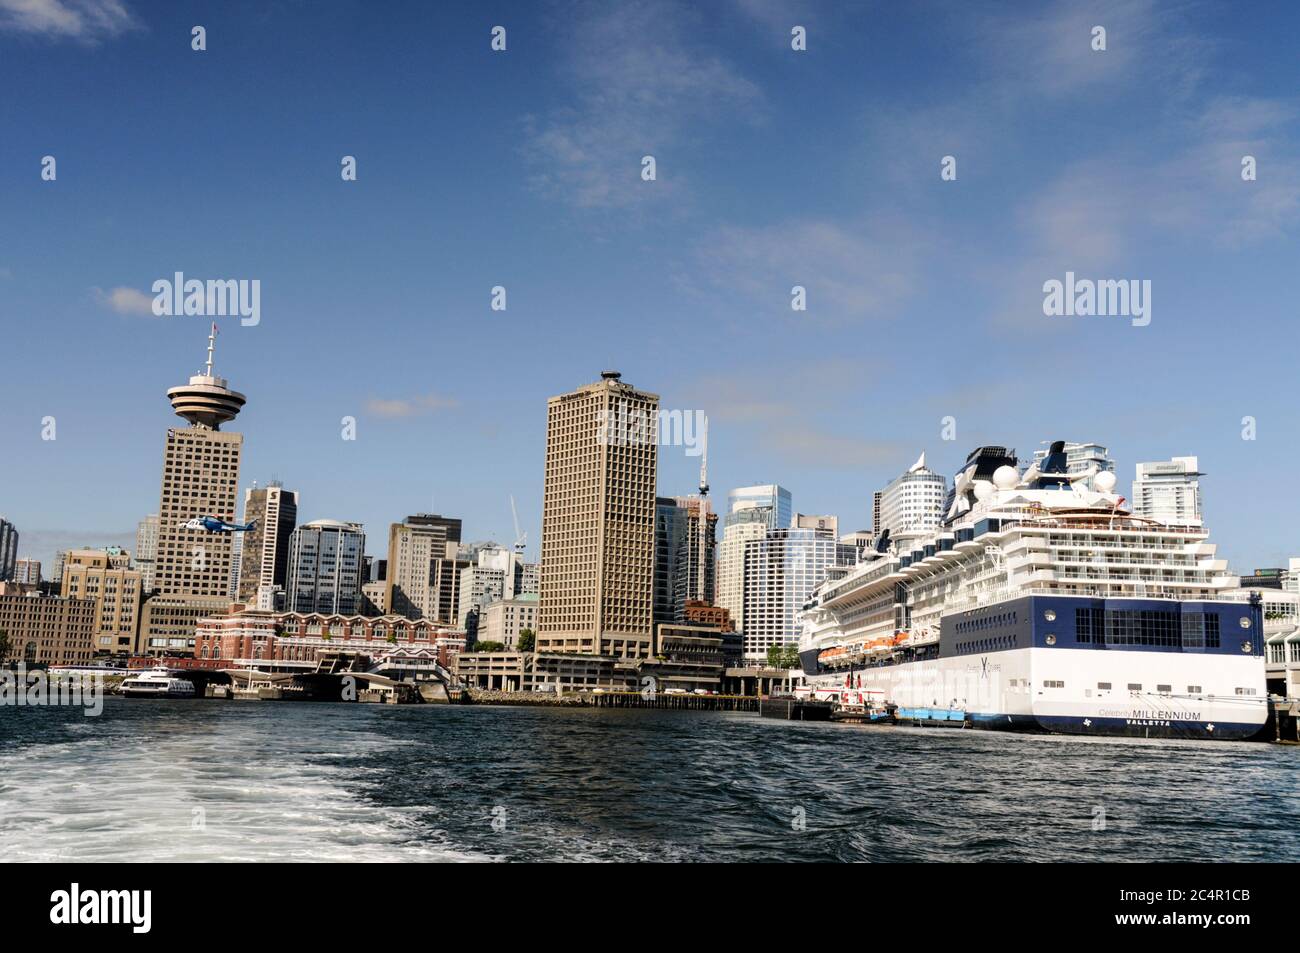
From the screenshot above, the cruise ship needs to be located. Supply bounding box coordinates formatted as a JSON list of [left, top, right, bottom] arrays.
[[797, 442, 1268, 740]]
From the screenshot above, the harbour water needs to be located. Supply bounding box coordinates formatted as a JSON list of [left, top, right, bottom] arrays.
[[2, 699, 1297, 862]]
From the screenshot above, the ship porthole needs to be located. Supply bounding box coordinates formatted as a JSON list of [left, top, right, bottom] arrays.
[[1238, 616, 1252, 629], [1043, 609, 1056, 622], [1045, 634, 1057, 646], [1241, 641, 1252, 653]]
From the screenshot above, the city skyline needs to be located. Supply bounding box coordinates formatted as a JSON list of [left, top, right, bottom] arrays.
[[2, 0, 1298, 573], [3, 327, 1292, 575]]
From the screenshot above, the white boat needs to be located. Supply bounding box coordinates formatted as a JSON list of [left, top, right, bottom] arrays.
[[48, 662, 131, 678], [120, 667, 197, 698], [797, 441, 1269, 741]]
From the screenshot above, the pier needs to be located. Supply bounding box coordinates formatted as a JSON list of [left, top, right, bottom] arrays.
[[1270, 698, 1300, 743], [758, 697, 832, 721]]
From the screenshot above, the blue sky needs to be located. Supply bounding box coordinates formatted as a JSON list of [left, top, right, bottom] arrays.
[[1, 0, 1297, 572]]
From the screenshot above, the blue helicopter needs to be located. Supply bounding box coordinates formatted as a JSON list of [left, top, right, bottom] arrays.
[[182, 516, 257, 533]]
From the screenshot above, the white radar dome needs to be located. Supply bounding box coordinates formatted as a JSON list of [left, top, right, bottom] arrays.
[[1094, 470, 1117, 493], [973, 480, 995, 501], [992, 465, 1019, 490]]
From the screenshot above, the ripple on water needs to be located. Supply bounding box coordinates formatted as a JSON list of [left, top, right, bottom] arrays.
[[1, 700, 1297, 862]]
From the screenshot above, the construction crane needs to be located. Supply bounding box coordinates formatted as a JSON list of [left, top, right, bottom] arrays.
[[510, 495, 526, 556], [696, 416, 710, 603]]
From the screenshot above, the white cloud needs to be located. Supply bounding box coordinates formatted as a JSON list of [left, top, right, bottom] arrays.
[[92, 285, 155, 316], [0, 0, 137, 42], [365, 394, 460, 418], [524, 0, 762, 210]]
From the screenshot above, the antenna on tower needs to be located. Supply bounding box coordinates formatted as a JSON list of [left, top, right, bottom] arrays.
[[205, 322, 218, 377]]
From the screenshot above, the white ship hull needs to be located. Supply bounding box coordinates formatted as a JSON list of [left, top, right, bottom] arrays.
[[810, 646, 1266, 740]]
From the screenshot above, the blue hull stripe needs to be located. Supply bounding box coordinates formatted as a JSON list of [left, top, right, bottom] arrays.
[[967, 712, 1262, 741]]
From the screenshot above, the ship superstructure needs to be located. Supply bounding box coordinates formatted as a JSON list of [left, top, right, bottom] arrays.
[[798, 442, 1267, 739]]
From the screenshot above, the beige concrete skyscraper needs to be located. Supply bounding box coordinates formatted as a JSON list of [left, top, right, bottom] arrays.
[[153, 325, 245, 598], [538, 371, 657, 659], [386, 514, 466, 622], [138, 326, 243, 656]]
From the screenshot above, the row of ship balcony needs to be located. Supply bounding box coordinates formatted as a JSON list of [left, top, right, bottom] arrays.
[[1005, 551, 1229, 573]]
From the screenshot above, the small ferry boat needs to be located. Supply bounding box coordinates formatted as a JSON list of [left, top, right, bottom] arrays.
[[120, 667, 197, 699]]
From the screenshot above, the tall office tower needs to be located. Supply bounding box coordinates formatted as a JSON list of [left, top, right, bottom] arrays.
[[154, 325, 245, 597], [52, 551, 67, 585], [1132, 456, 1204, 527], [12, 558, 41, 585], [716, 484, 791, 635], [741, 526, 854, 662], [654, 498, 688, 627], [386, 513, 466, 622], [135, 514, 159, 593], [60, 547, 143, 655], [538, 371, 658, 659], [729, 484, 793, 530], [285, 520, 366, 614], [236, 482, 299, 602], [875, 453, 946, 543], [653, 496, 717, 628], [1031, 441, 1114, 490], [0, 518, 17, 581], [871, 491, 882, 535]]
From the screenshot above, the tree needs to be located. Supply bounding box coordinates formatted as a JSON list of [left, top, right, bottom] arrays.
[[516, 629, 535, 652], [474, 640, 506, 653], [767, 643, 800, 669]]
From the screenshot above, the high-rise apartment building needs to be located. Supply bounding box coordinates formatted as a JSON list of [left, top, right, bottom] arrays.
[[12, 558, 41, 585], [237, 483, 299, 602], [386, 514, 466, 622], [60, 547, 142, 654], [1132, 457, 1204, 527], [538, 371, 658, 659], [285, 520, 366, 615], [876, 453, 946, 542], [717, 484, 791, 636], [135, 514, 159, 593], [0, 518, 17, 581], [741, 526, 853, 662]]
